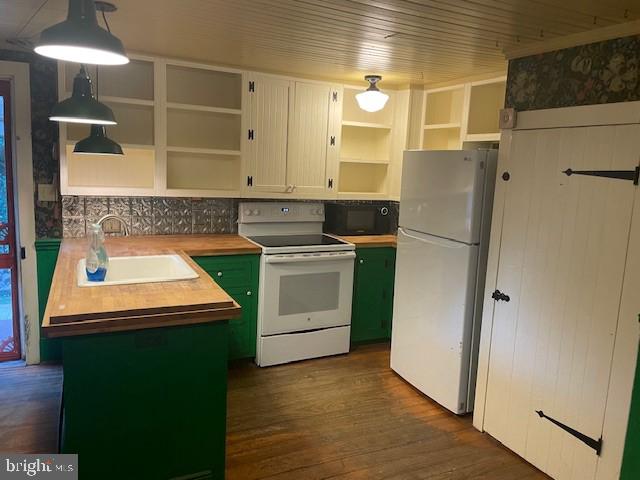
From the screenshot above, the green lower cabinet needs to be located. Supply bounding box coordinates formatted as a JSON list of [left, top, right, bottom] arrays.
[[193, 254, 260, 360], [61, 321, 229, 480], [225, 286, 258, 360], [621, 346, 640, 479], [35, 238, 62, 362], [350, 247, 396, 344]]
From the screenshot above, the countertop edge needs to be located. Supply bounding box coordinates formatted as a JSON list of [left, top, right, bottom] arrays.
[[42, 235, 260, 338]]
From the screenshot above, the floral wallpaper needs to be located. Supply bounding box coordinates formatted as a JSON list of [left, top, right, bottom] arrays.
[[0, 49, 61, 238], [506, 34, 640, 111]]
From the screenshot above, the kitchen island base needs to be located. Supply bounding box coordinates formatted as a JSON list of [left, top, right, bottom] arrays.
[[61, 321, 228, 480]]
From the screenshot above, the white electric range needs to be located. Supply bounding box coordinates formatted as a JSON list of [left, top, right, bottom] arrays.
[[238, 202, 355, 367]]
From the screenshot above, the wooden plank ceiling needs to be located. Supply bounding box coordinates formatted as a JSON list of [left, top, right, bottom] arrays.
[[0, 0, 638, 85]]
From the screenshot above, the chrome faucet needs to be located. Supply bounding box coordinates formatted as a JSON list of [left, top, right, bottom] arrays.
[[97, 214, 130, 236]]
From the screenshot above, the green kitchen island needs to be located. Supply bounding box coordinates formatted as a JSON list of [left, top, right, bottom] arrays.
[[42, 235, 261, 480]]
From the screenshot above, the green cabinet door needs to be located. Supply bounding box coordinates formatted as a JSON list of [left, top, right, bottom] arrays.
[[193, 254, 260, 360], [350, 247, 396, 343], [224, 286, 258, 360]]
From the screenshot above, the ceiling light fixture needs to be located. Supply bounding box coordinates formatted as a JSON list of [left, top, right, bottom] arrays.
[[356, 75, 389, 113], [35, 0, 129, 65], [74, 124, 123, 155], [50, 65, 116, 124], [73, 64, 123, 155]]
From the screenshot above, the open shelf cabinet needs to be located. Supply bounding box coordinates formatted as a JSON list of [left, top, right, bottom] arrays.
[[466, 78, 506, 141], [61, 58, 157, 196], [59, 55, 244, 197], [164, 62, 242, 195], [337, 87, 398, 198], [420, 76, 505, 150]]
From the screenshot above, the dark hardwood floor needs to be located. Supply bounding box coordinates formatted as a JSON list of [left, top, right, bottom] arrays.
[[0, 344, 546, 479], [0, 361, 61, 454], [226, 343, 547, 479]]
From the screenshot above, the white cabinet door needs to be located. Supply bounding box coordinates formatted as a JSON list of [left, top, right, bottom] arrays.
[[286, 82, 341, 196], [483, 124, 639, 479], [245, 74, 293, 193]]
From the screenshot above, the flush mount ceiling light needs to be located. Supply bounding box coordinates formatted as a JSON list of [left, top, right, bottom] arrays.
[[74, 124, 123, 155], [35, 0, 129, 65], [356, 75, 389, 113], [50, 66, 116, 124]]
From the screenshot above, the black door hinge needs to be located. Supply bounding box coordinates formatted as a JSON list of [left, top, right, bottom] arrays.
[[20, 247, 26, 260], [502, 171, 511, 181], [248, 129, 254, 140], [328, 178, 334, 189], [563, 166, 640, 185], [249, 81, 255, 92], [247, 176, 253, 187], [536, 410, 602, 455], [492, 289, 510, 302], [330, 136, 336, 146], [332, 91, 338, 102]]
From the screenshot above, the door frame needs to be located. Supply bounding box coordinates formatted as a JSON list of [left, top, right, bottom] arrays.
[[0, 61, 38, 365], [472, 101, 640, 479]]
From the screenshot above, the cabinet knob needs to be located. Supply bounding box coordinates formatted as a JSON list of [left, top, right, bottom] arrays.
[[359, 259, 364, 264], [217, 271, 223, 277], [246, 290, 252, 296]]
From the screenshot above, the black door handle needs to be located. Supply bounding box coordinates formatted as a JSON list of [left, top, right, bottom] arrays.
[[492, 289, 510, 302]]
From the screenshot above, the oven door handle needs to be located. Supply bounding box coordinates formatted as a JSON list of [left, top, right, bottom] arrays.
[[264, 251, 356, 264]]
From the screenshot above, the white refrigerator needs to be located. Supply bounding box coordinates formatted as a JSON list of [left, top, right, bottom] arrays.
[[390, 149, 497, 414]]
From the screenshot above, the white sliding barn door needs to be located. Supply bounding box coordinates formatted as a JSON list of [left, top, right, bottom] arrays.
[[483, 123, 639, 479]]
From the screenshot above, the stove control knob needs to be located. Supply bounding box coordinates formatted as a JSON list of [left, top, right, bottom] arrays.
[[244, 209, 252, 216], [252, 209, 260, 216]]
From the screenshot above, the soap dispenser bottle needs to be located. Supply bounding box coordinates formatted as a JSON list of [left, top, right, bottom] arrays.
[[85, 223, 109, 282]]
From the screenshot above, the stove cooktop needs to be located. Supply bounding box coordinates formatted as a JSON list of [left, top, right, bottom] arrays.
[[247, 234, 349, 248]]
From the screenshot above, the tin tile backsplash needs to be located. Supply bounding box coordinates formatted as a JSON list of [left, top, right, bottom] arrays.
[[61, 196, 398, 238]]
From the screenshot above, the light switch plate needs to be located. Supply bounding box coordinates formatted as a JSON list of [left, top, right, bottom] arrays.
[[37, 183, 58, 202], [499, 108, 516, 129]]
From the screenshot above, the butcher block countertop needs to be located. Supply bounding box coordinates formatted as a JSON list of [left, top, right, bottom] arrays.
[[337, 234, 397, 248], [42, 235, 261, 338]]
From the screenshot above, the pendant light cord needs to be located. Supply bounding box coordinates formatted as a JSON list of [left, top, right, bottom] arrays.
[[101, 10, 111, 33]]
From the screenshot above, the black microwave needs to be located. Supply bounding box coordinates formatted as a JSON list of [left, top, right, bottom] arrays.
[[323, 203, 392, 235]]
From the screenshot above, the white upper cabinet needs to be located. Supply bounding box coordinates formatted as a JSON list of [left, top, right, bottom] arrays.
[[243, 76, 342, 198], [58, 52, 413, 200], [286, 82, 342, 196], [420, 76, 506, 151], [244, 74, 293, 194]]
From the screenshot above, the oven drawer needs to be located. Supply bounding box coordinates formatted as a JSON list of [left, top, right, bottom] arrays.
[[193, 255, 257, 288]]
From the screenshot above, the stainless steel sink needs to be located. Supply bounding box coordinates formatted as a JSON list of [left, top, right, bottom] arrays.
[[77, 254, 199, 287]]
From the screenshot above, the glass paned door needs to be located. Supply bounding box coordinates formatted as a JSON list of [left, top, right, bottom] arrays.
[[0, 80, 20, 361]]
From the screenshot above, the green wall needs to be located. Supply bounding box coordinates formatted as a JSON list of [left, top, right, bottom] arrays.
[[35, 238, 62, 362]]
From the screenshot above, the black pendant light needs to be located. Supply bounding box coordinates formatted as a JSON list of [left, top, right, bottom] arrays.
[[74, 125, 123, 155], [35, 0, 129, 65], [50, 65, 116, 125]]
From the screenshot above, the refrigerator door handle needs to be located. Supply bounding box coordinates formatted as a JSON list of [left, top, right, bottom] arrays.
[[398, 228, 469, 248]]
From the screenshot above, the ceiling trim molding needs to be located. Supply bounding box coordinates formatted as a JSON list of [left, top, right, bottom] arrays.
[[422, 69, 508, 90], [504, 19, 640, 59]]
